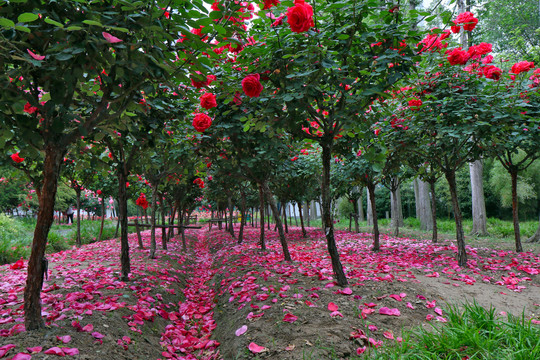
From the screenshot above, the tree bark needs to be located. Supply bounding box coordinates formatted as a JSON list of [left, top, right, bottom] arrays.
[[367, 182, 380, 251], [258, 184, 266, 250], [228, 196, 235, 238], [75, 188, 82, 247], [262, 182, 292, 261], [469, 160, 488, 236], [510, 169, 523, 252], [298, 201, 307, 238], [417, 179, 433, 231], [282, 201, 289, 234], [353, 197, 360, 233], [305, 200, 310, 227], [321, 143, 348, 286], [445, 170, 467, 267], [161, 194, 167, 250], [97, 199, 106, 242], [149, 186, 159, 259], [366, 187, 373, 226], [24, 146, 65, 330], [238, 190, 247, 244], [358, 193, 364, 222], [135, 219, 144, 249], [429, 180, 438, 243]]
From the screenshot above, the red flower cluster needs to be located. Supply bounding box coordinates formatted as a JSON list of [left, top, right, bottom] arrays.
[[191, 72, 216, 88], [192, 113, 212, 132], [287, 0, 314, 33], [510, 61, 535, 75], [408, 98, 422, 110], [447, 47, 469, 66], [467, 42, 492, 60], [453, 12, 478, 32], [10, 152, 24, 163], [200, 93, 217, 109], [193, 178, 205, 189], [483, 65, 502, 80], [23, 102, 38, 114], [242, 74, 263, 98], [417, 30, 449, 53], [135, 193, 149, 210], [263, 0, 280, 9]]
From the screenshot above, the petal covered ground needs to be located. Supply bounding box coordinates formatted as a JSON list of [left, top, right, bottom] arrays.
[[0, 225, 539, 359]]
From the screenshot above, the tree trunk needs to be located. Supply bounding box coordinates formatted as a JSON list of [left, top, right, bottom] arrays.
[[390, 187, 400, 237], [367, 182, 380, 251], [261, 182, 292, 261], [429, 180, 438, 243], [161, 195, 167, 250], [527, 214, 540, 243], [445, 170, 467, 267], [353, 197, 360, 233], [98, 199, 106, 242], [321, 143, 348, 286], [417, 179, 433, 231], [366, 187, 374, 226], [117, 172, 131, 281], [282, 201, 289, 234], [228, 196, 235, 238], [258, 184, 266, 250], [469, 160, 488, 236], [238, 190, 247, 244], [298, 201, 307, 238], [24, 146, 65, 330], [135, 219, 144, 249], [149, 186, 159, 259], [358, 193, 364, 222], [75, 188, 82, 247], [510, 169, 523, 252], [305, 200, 310, 227]]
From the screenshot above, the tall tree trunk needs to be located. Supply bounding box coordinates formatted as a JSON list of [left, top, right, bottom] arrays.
[[238, 190, 247, 244], [161, 194, 167, 250], [366, 187, 373, 226], [469, 160, 488, 236], [417, 179, 433, 230], [353, 197, 360, 233], [367, 182, 380, 251], [261, 182, 292, 261], [117, 172, 131, 281], [358, 193, 364, 222], [258, 184, 266, 250], [24, 146, 65, 330], [445, 170, 467, 267], [298, 201, 307, 238], [149, 185, 159, 259], [135, 219, 144, 249], [168, 202, 176, 238], [180, 210, 187, 251], [293, 203, 299, 227], [321, 143, 348, 286], [510, 169, 523, 252], [305, 200, 310, 227], [97, 199, 106, 242], [429, 180, 438, 243], [282, 201, 289, 234], [390, 187, 400, 237], [75, 188, 82, 247], [228, 196, 235, 238]]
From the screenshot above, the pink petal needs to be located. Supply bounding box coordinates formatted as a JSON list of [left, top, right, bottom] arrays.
[[406, 302, 415, 309], [330, 310, 343, 318], [92, 332, 105, 339], [327, 302, 338, 312], [102, 32, 123, 43], [82, 324, 93, 332], [368, 324, 378, 331], [356, 346, 367, 355], [248, 342, 266, 353], [26, 346, 42, 354], [63, 348, 79, 356], [44, 347, 65, 356], [11, 354, 32, 360], [235, 325, 247, 336], [434, 307, 443, 316], [56, 335, 71, 343], [283, 313, 298, 323], [341, 287, 353, 295], [383, 331, 394, 340], [27, 49, 45, 60], [364, 302, 377, 308], [379, 307, 401, 316], [0, 344, 16, 358]]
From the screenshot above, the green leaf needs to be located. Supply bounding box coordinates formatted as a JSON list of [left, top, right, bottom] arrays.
[[337, 34, 349, 40], [14, 25, 31, 33], [0, 18, 15, 28], [18, 12, 39, 23], [83, 19, 103, 27], [110, 26, 129, 33], [66, 25, 83, 31], [44, 17, 64, 28]]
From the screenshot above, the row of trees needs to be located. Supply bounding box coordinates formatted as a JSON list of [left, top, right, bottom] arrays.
[[1, 0, 538, 331]]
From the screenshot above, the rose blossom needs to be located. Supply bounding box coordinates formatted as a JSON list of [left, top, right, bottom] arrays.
[[286, 0, 314, 33], [447, 47, 469, 66], [11, 153, 24, 163], [242, 74, 263, 98], [408, 98, 422, 109], [510, 61, 535, 75], [483, 65, 502, 80], [200, 93, 217, 109], [192, 113, 212, 132]]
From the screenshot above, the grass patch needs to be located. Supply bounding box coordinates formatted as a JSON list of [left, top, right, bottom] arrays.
[[373, 302, 540, 360]]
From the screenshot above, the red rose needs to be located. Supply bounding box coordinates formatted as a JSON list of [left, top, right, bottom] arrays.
[[450, 25, 460, 34], [286, 0, 314, 33], [192, 113, 212, 132], [408, 98, 422, 109], [454, 12, 478, 32], [263, 0, 280, 9], [200, 93, 217, 109], [510, 61, 535, 75], [483, 65, 502, 80], [447, 47, 469, 66], [97, 190, 102, 195], [193, 178, 205, 189], [10, 152, 24, 163], [242, 74, 263, 98]]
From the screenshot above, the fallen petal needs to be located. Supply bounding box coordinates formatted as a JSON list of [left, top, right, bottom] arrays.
[[235, 325, 247, 336]]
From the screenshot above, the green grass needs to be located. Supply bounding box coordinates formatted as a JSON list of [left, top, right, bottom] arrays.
[[0, 214, 32, 264], [371, 302, 540, 359]]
